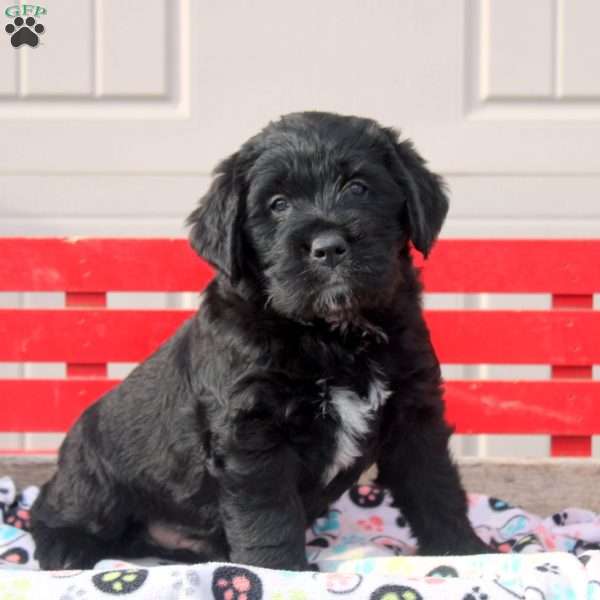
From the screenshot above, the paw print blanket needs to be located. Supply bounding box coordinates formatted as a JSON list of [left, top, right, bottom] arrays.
[[1, 476, 599, 599]]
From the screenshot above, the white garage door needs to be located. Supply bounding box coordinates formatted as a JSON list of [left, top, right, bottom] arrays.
[[1, 0, 599, 454]]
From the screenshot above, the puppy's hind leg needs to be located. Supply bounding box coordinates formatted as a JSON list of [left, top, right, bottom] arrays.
[[30, 518, 116, 570], [32, 467, 132, 569], [31, 422, 131, 569]]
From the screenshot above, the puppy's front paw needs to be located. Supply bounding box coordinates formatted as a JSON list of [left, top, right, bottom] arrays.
[[420, 534, 496, 556], [451, 538, 498, 556]]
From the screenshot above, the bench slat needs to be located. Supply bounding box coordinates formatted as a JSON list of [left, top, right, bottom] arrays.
[[420, 239, 600, 293], [446, 381, 600, 435], [1, 308, 600, 364], [428, 310, 600, 365], [0, 309, 193, 362], [1, 379, 598, 434], [0, 238, 212, 292], [0, 379, 117, 431], [1, 238, 599, 293]]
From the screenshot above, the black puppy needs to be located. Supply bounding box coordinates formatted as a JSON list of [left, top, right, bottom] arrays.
[[31, 112, 489, 570]]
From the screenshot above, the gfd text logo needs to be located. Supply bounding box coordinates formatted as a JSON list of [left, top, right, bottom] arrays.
[[4, 4, 46, 47]]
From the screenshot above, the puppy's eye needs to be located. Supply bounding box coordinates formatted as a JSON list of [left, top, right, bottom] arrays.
[[347, 181, 368, 196], [270, 196, 290, 213]]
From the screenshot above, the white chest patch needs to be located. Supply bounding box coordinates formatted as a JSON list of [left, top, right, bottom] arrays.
[[323, 377, 391, 484]]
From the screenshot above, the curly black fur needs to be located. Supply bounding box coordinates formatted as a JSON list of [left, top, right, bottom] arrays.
[[31, 112, 489, 570]]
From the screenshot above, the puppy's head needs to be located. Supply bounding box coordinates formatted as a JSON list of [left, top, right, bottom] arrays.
[[188, 112, 448, 323]]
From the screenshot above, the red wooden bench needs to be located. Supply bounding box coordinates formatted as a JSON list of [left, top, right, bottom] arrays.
[[1, 238, 599, 510]]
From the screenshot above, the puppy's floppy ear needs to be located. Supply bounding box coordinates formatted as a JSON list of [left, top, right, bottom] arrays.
[[384, 129, 449, 257], [186, 152, 246, 282]]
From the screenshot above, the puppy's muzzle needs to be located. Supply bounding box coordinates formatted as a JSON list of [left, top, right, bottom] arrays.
[[309, 231, 349, 269]]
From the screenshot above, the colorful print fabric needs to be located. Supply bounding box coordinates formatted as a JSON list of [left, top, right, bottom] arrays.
[[1, 478, 600, 599]]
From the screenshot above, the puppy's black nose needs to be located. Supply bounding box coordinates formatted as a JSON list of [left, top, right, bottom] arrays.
[[310, 232, 348, 268]]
